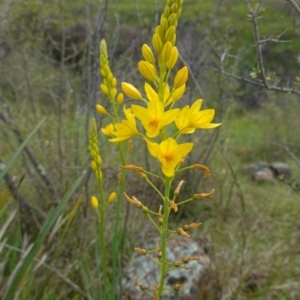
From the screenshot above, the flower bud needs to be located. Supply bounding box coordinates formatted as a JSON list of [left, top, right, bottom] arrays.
[[100, 83, 109, 94], [111, 88, 117, 97], [108, 192, 117, 203], [111, 77, 117, 87], [117, 93, 124, 105], [168, 13, 177, 27], [96, 104, 107, 115], [152, 33, 163, 53], [165, 26, 175, 42], [121, 82, 142, 100], [160, 17, 168, 35], [174, 66, 188, 88], [172, 84, 185, 101], [96, 155, 102, 165], [161, 41, 172, 64], [90, 196, 99, 209], [107, 72, 113, 82], [91, 160, 97, 171], [167, 46, 178, 69], [138, 61, 157, 82], [142, 44, 155, 64]]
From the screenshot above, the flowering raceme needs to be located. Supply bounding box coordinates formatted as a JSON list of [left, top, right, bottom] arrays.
[[95, 1, 222, 298]]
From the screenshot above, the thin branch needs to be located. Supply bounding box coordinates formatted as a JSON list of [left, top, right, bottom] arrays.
[[286, 0, 300, 15], [213, 0, 300, 96], [211, 66, 300, 96], [217, 145, 245, 212], [245, 0, 269, 88], [285, 146, 300, 169]]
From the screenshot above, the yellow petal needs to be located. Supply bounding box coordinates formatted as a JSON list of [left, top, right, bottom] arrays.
[[176, 142, 194, 158], [161, 108, 180, 126], [175, 106, 190, 131], [144, 138, 160, 159], [162, 163, 176, 177], [144, 83, 159, 102]]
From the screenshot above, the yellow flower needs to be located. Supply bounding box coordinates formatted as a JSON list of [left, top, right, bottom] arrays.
[[110, 107, 138, 142], [132, 100, 179, 138], [144, 138, 194, 177], [175, 99, 222, 134], [101, 123, 115, 137]]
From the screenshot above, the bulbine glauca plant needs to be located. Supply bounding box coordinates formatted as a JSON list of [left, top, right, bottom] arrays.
[[90, 0, 221, 298]]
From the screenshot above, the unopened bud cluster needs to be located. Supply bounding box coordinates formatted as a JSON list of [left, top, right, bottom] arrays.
[[99, 40, 124, 104], [89, 119, 102, 180]]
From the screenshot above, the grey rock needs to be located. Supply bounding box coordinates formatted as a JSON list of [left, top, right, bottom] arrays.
[[123, 235, 211, 300], [253, 167, 275, 183], [270, 162, 292, 178]]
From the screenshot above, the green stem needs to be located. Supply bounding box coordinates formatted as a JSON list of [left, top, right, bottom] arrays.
[[157, 177, 171, 297], [96, 172, 109, 297], [111, 141, 127, 297]]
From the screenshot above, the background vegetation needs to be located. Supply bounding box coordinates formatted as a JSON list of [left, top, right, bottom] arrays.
[[1, 0, 300, 299]]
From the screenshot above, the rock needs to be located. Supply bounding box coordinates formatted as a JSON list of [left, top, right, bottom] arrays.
[[241, 161, 292, 183], [270, 162, 292, 178], [240, 162, 270, 176], [253, 167, 275, 183], [123, 235, 211, 300]]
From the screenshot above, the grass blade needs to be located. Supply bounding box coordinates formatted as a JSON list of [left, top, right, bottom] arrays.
[[0, 119, 45, 181], [3, 172, 85, 300]]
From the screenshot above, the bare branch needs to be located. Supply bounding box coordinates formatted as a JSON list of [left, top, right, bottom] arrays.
[[211, 66, 300, 96], [213, 0, 300, 97], [285, 146, 300, 169], [286, 0, 300, 16], [245, 0, 270, 88]]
